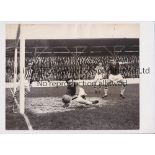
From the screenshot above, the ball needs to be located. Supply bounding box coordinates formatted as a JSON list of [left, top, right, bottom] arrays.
[[62, 94, 71, 104]]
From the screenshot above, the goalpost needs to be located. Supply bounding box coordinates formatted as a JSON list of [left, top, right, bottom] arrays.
[[19, 25, 25, 114], [13, 46, 18, 94], [13, 25, 20, 94], [13, 24, 25, 114]]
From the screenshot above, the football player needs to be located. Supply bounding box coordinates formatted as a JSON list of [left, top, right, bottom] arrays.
[[94, 62, 106, 93], [63, 78, 99, 108], [103, 59, 128, 99]]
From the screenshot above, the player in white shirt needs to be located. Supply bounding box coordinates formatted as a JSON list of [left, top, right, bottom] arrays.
[[94, 62, 106, 93]]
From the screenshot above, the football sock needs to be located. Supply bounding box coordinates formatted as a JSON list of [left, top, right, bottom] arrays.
[[120, 85, 125, 95], [104, 87, 108, 96]]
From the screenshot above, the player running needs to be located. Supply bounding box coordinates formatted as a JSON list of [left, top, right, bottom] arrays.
[[94, 62, 106, 93], [62, 78, 99, 108], [103, 59, 128, 99]]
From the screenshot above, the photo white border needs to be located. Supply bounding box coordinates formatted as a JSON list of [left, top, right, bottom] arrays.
[[1, 21, 155, 133]]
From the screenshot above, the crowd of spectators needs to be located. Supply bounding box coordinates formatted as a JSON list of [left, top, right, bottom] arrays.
[[6, 55, 139, 82]]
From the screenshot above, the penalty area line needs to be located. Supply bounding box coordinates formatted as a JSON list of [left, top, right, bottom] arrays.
[[9, 88, 33, 130]]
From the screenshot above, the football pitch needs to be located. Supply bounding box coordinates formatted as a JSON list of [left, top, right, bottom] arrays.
[[6, 84, 139, 130]]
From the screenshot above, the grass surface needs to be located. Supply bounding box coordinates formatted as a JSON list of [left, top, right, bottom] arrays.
[[6, 84, 139, 130], [6, 89, 28, 130]]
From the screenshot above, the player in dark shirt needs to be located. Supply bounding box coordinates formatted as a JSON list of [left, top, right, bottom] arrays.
[[66, 78, 79, 98], [63, 78, 98, 107], [108, 62, 120, 75], [103, 59, 127, 98]]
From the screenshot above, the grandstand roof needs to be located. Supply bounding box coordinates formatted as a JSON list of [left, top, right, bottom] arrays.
[[26, 38, 138, 46], [6, 38, 139, 53]]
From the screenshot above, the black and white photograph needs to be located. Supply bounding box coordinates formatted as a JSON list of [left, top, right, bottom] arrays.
[[5, 23, 140, 130]]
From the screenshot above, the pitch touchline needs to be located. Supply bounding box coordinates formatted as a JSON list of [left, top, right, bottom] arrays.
[[9, 88, 33, 130]]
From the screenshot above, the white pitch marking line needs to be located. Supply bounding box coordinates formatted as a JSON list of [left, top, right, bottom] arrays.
[[22, 114, 33, 130], [9, 88, 33, 130]]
